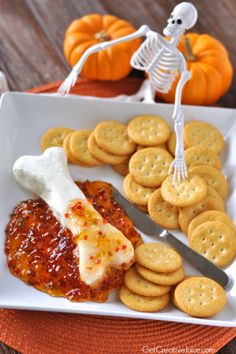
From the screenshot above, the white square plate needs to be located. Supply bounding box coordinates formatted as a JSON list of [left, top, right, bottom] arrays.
[[0, 92, 236, 327]]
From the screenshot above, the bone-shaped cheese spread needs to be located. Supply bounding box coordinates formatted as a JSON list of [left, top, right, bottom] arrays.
[[13, 147, 134, 285]]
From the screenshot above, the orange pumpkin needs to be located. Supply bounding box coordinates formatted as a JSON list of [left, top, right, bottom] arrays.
[[158, 33, 233, 105], [64, 14, 141, 81]]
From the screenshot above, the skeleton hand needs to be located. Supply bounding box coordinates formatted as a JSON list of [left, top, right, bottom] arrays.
[[169, 157, 188, 182], [58, 70, 79, 95]]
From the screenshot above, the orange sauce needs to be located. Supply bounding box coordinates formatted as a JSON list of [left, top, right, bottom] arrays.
[[5, 181, 142, 302]]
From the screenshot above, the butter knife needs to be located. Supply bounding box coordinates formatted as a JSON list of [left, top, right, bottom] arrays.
[[111, 185, 232, 289]]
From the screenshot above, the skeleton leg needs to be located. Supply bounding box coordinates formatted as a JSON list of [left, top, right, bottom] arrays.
[[168, 66, 191, 181], [141, 79, 155, 103], [169, 112, 187, 181], [115, 79, 155, 103]]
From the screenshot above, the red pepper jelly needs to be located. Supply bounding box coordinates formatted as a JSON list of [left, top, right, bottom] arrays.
[[5, 181, 142, 302]]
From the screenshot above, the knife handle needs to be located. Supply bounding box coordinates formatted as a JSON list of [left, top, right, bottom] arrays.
[[165, 232, 232, 290]]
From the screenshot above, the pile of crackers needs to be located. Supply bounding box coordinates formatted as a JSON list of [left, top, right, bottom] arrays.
[[125, 117, 235, 269], [40, 122, 136, 167], [120, 243, 226, 317], [40, 115, 236, 269]]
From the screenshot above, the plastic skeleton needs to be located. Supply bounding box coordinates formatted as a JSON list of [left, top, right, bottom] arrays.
[[59, 2, 198, 182]]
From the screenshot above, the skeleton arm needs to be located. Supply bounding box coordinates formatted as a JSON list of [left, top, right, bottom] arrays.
[[58, 25, 151, 95], [172, 56, 191, 120], [169, 56, 191, 180]]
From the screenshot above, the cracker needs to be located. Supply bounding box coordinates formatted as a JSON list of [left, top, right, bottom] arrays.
[[63, 132, 81, 165], [161, 174, 207, 207], [124, 267, 170, 297], [174, 276, 226, 317], [135, 204, 148, 213], [135, 243, 182, 273], [112, 161, 129, 176], [70, 130, 101, 167], [88, 132, 128, 165], [135, 263, 185, 286], [184, 146, 222, 170], [171, 275, 196, 308], [189, 221, 236, 267], [189, 165, 228, 199], [123, 174, 155, 206], [148, 188, 179, 229], [184, 121, 224, 154], [119, 285, 170, 312], [127, 115, 171, 146], [40, 127, 74, 151], [187, 210, 235, 238], [94, 121, 136, 156], [136, 144, 167, 151], [207, 187, 224, 204], [167, 132, 187, 156], [129, 147, 173, 188], [179, 195, 225, 235]]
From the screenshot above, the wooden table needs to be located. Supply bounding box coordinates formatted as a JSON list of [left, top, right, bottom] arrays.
[[0, 0, 235, 353]]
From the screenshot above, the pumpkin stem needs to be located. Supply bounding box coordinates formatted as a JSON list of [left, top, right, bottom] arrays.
[[184, 37, 196, 61], [95, 30, 111, 42]]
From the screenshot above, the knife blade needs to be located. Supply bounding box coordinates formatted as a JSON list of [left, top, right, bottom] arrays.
[[111, 185, 232, 289]]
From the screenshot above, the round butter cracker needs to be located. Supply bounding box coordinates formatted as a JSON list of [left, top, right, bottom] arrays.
[[189, 165, 228, 199], [184, 121, 224, 154], [171, 275, 197, 308], [161, 174, 207, 207], [129, 147, 173, 188], [184, 146, 222, 169], [94, 121, 136, 156], [135, 243, 182, 273], [124, 267, 170, 297], [127, 115, 171, 146], [119, 285, 170, 312], [123, 173, 155, 206], [136, 144, 167, 151], [207, 187, 224, 204], [187, 210, 235, 239], [40, 127, 74, 151], [70, 130, 101, 167], [189, 221, 236, 267], [174, 276, 226, 317], [88, 132, 128, 165], [135, 204, 148, 213], [148, 188, 179, 229], [112, 161, 130, 176], [179, 195, 225, 235], [63, 132, 81, 164], [135, 263, 185, 286]]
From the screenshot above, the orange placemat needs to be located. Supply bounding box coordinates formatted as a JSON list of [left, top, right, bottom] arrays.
[[0, 77, 235, 354]]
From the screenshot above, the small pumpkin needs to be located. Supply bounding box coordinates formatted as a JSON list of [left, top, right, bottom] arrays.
[[64, 14, 141, 81], [157, 33, 233, 105]]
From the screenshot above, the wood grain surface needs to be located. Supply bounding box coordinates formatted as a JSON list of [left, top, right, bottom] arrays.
[[0, 0, 236, 107], [0, 0, 235, 353]]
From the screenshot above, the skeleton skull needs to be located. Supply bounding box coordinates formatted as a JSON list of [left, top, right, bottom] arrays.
[[163, 2, 198, 39]]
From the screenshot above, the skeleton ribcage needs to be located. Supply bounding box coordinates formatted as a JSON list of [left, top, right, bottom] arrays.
[[131, 35, 180, 93]]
